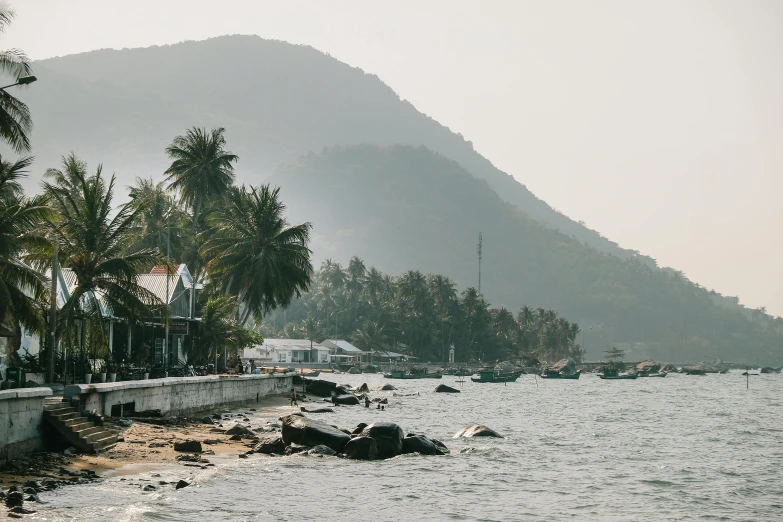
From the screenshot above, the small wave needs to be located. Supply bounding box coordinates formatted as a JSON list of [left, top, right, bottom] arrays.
[[641, 479, 679, 488]]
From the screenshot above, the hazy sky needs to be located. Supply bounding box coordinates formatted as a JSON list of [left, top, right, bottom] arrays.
[[5, 1, 783, 316]]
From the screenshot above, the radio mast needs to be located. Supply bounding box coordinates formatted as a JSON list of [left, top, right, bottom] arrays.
[[477, 232, 483, 295]]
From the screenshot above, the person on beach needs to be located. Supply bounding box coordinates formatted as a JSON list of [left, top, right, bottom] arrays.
[[291, 388, 298, 406], [250, 359, 256, 373], [365, 397, 371, 408]]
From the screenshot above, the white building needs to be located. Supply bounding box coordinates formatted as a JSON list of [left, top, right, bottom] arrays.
[[322, 339, 368, 364], [243, 338, 330, 365]]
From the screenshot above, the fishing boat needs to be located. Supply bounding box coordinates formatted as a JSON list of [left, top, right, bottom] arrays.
[[540, 368, 581, 379], [598, 348, 638, 380], [637, 370, 666, 378], [383, 369, 443, 379], [470, 368, 521, 383], [298, 369, 320, 378]]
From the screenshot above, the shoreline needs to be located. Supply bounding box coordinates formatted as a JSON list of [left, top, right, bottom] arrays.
[[0, 394, 298, 489]]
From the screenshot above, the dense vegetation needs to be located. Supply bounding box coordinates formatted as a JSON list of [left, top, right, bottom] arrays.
[[262, 259, 584, 365], [271, 144, 783, 364]]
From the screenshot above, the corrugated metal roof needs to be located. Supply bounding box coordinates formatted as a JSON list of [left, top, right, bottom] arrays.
[[324, 339, 365, 353]]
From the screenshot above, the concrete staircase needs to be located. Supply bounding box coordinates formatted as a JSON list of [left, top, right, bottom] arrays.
[[43, 399, 118, 453]]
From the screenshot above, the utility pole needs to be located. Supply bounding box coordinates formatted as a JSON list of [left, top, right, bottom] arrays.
[[477, 232, 483, 295], [47, 239, 58, 384]]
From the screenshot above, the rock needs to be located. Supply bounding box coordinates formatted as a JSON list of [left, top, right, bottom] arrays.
[[280, 414, 351, 453], [143, 484, 156, 491], [332, 394, 360, 406], [551, 359, 576, 374], [9, 506, 36, 514], [351, 423, 368, 435], [357, 383, 370, 393], [360, 422, 404, 459], [454, 424, 503, 438], [372, 397, 389, 404], [332, 385, 353, 396], [200, 416, 214, 424], [635, 360, 661, 373], [254, 435, 285, 454], [25, 494, 41, 502], [173, 440, 202, 452], [760, 367, 780, 374], [402, 435, 437, 455], [175, 454, 205, 463], [344, 436, 378, 460], [434, 384, 460, 393], [306, 445, 337, 456], [431, 438, 450, 455], [229, 434, 243, 441], [149, 442, 168, 448], [284, 443, 310, 455], [5, 490, 24, 508], [378, 384, 396, 391], [226, 425, 255, 437], [305, 379, 337, 397], [63, 447, 76, 456], [175, 480, 190, 489], [212, 413, 222, 419], [300, 407, 334, 413], [117, 419, 133, 428]]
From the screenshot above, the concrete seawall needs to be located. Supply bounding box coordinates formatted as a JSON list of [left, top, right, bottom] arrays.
[[64, 374, 294, 417], [0, 387, 53, 465]]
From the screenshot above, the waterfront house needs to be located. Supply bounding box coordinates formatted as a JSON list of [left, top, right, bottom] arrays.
[[243, 338, 330, 365], [322, 339, 369, 364]]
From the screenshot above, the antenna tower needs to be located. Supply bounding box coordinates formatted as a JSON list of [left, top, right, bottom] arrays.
[[477, 232, 483, 295]]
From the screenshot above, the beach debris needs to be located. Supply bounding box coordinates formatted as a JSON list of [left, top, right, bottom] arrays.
[[453, 424, 503, 438]]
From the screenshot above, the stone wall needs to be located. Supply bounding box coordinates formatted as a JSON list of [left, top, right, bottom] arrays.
[[0, 388, 52, 465], [64, 374, 294, 417]]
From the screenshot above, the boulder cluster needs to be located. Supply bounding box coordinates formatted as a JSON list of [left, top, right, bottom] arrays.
[[1, 474, 97, 518], [250, 413, 450, 461]]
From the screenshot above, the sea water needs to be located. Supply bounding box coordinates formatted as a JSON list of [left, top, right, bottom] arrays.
[[24, 371, 782, 521]]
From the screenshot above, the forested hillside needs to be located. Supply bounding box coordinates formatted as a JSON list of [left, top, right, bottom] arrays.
[[271, 145, 783, 363], [17, 35, 636, 260]]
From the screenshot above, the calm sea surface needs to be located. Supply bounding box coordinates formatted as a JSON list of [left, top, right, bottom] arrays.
[[24, 371, 782, 521]]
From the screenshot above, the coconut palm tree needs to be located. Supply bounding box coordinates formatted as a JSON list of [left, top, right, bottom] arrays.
[[164, 126, 238, 231], [191, 294, 261, 366], [352, 320, 387, 354], [41, 158, 163, 328], [0, 6, 33, 153], [202, 184, 312, 325], [127, 177, 190, 258], [0, 155, 50, 332]]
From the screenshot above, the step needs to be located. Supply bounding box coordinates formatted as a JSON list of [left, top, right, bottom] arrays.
[[84, 430, 114, 443], [51, 411, 80, 422], [67, 420, 95, 431], [91, 434, 118, 450], [44, 401, 71, 412], [73, 426, 104, 438]]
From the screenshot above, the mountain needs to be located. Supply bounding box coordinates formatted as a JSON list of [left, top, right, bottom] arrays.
[[8, 35, 782, 362], [271, 144, 782, 363], [18, 35, 639, 262]]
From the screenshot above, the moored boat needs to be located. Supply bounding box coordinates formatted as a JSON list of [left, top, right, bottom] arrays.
[[540, 368, 581, 379], [598, 348, 638, 380], [470, 368, 521, 383]]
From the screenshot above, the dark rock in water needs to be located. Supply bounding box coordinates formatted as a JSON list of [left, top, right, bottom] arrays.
[[211, 413, 222, 419], [551, 358, 576, 374], [760, 367, 780, 374], [402, 434, 437, 455], [360, 422, 404, 459], [454, 424, 503, 438], [332, 394, 360, 405], [357, 383, 370, 393], [307, 445, 337, 456], [143, 484, 156, 491], [25, 494, 41, 502], [430, 438, 450, 455], [226, 425, 255, 437], [254, 435, 285, 454], [5, 490, 24, 508], [306, 379, 337, 397], [351, 423, 368, 435], [378, 383, 396, 391], [284, 443, 310, 455], [332, 385, 352, 396], [344, 436, 378, 460], [300, 407, 334, 413], [200, 416, 214, 424], [280, 413, 351, 453], [175, 480, 190, 489], [173, 440, 202, 452], [9, 506, 36, 514], [434, 384, 460, 393]]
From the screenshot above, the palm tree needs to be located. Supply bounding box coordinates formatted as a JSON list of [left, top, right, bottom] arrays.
[[0, 155, 50, 333], [127, 177, 190, 258], [202, 184, 313, 325], [164, 126, 238, 231], [352, 320, 387, 354], [41, 158, 163, 329], [192, 294, 261, 366], [0, 6, 33, 153], [300, 316, 320, 350]]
